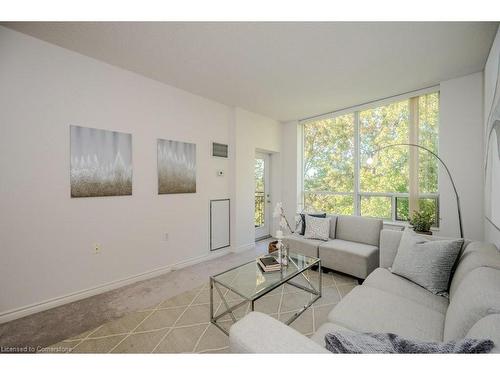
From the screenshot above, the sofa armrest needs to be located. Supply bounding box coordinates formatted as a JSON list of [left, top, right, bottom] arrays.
[[379, 229, 403, 268], [229, 312, 329, 353]]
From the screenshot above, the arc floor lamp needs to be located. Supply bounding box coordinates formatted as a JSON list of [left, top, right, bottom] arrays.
[[366, 143, 463, 239]]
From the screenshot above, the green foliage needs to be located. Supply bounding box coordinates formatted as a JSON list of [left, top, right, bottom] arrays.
[[255, 159, 264, 192], [360, 196, 391, 219], [254, 159, 265, 226], [397, 197, 438, 226], [409, 209, 434, 233], [303, 114, 355, 214], [304, 193, 354, 215], [418, 93, 439, 193], [303, 93, 439, 220], [254, 193, 265, 227], [303, 114, 355, 193], [359, 100, 410, 194], [396, 198, 410, 221]]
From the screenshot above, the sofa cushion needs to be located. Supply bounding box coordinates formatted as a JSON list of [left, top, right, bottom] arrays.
[[326, 214, 338, 239], [363, 268, 449, 314], [466, 314, 500, 354], [336, 215, 383, 246], [319, 239, 379, 279], [449, 242, 500, 298], [310, 322, 353, 347], [283, 233, 322, 258], [391, 228, 464, 295], [328, 285, 445, 341], [444, 267, 500, 341], [379, 229, 471, 270], [379, 229, 404, 268]]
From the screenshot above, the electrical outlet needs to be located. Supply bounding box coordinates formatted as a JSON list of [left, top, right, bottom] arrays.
[[93, 243, 101, 254], [164, 233, 169, 241]]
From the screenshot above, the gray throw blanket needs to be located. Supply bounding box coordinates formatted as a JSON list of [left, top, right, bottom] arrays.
[[325, 331, 494, 354]]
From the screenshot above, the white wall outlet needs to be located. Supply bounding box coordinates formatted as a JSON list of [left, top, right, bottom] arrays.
[[93, 243, 101, 254], [164, 233, 169, 241]]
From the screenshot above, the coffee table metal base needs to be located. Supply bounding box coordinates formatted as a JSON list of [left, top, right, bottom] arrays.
[[209, 260, 322, 336]]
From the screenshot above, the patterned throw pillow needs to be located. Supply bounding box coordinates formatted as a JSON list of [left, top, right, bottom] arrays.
[[299, 213, 326, 235], [304, 215, 330, 241], [391, 228, 464, 295]]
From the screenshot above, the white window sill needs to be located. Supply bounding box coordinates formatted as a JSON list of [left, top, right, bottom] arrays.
[[383, 220, 440, 232]]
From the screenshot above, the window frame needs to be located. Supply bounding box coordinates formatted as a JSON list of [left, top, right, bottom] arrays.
[[300, 86, 440, 226]]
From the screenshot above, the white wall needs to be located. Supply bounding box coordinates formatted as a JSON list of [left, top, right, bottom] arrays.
[[281, 120, 301, 227], [484, 27, 500, 249], [0, 27, 281, 322], [439, 72, 484, 240], [281, 74, 486, 241], [230, 108, 282, 251]]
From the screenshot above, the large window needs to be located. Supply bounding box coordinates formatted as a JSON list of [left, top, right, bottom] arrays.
[[303, 91, 439, 224]]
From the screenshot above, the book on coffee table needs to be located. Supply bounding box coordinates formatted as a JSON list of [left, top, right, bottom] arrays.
[[257, 256, 281, 272]]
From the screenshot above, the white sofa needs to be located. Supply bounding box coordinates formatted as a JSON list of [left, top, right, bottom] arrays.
[[283, 215, 383, 280], [229, 229, 500, 353]]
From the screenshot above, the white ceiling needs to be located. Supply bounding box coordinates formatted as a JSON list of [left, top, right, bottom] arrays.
[[4, 22, 499, 121]]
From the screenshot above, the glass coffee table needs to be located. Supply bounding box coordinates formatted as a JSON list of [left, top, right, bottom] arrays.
[[209, 252, 321, 335]]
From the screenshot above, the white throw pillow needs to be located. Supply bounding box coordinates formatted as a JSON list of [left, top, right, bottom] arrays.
[[304, 215, 330, 241]]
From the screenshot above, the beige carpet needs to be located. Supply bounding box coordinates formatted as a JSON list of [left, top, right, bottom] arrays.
[[42, 269, 357, 353], [0, 240, 272, 350]]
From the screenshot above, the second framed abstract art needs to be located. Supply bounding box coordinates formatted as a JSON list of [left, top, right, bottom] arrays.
[[157, 139, 197, 194]]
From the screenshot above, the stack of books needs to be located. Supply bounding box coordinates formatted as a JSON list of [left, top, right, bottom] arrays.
[[257, 256, 281, 272]]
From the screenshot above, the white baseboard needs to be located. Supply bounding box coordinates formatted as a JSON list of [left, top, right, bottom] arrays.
[[0, 249, 229, 324], [231, 242, 255, 253]]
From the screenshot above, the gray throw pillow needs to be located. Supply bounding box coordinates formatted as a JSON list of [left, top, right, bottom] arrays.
[[391, 228, 464, 295], [303, 215, 330, 241], [324, 331, 494, 353]]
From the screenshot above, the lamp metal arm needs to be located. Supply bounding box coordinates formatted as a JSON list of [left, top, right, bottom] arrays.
[[369, 143, 463, 238]]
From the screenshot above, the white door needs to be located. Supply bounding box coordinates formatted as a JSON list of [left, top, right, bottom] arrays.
[[255, 153, 271, 240]]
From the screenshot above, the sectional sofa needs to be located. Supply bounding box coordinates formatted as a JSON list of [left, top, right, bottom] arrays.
[[229, 229, 500, 353], [283, 215, 383, 280]]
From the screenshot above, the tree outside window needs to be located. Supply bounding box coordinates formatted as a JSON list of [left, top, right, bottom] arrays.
[[302, 92, 439, 224]]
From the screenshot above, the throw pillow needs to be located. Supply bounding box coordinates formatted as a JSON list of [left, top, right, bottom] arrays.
[[299, 213, 326, 235], [303, 215, 330, 241], [391, 228, 464, 295], [324, 331, 494, 354]]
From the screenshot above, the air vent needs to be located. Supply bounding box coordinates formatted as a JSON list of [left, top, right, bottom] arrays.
[[212, 142, 228, 158]]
